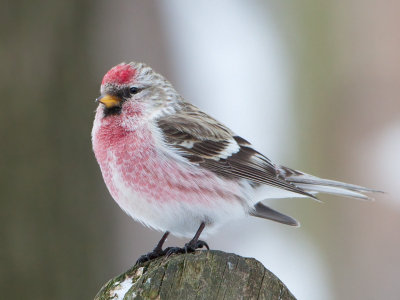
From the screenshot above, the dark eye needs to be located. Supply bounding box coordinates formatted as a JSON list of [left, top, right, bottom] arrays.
[[129, 87, 140, 94]]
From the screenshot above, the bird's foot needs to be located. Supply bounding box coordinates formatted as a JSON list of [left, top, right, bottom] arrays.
[[135, 247, 167, 265], [165, 240, 209, 256], [185, 239, 209, 252]]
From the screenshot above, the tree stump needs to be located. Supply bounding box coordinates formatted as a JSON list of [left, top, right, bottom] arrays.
[[95, 250, 296, 300]]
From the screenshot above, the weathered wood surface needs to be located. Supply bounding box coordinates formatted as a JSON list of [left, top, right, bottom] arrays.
[[95, 250, 296, 300]]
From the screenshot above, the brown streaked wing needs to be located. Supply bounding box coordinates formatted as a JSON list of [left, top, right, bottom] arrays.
[[157, 102, 316, 199], [158, 102, 233, 142]]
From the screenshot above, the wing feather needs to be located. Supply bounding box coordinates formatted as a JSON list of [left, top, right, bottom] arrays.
[[157, 102, 315, 199]]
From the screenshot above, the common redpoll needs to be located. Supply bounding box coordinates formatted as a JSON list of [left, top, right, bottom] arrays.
[[92, 62, 378, 262]]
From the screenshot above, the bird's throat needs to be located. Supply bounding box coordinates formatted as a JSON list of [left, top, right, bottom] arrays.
[[103, 105, 122, 117]]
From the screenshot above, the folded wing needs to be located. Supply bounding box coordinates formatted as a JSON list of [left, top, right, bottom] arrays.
[[157, 102, 315, 199]]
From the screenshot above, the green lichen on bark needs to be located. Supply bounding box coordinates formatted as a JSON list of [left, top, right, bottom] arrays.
[[95, 250, 296, 300]]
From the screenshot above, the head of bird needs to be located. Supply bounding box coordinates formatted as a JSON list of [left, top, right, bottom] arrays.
[[96, 62, 180, 121]]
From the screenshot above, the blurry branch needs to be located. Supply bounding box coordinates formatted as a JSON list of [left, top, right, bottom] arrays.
[[95, 250, 296, 300]]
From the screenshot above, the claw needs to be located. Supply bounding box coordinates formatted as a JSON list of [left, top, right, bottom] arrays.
[[165, 247, 185, 257], [184, 239, 209, 252], [135, 225, 209, 263], [164, 240, 210, 256], [135, 248, 167, 265], [135, 254, 150, 265], [196, 240, 210, 250]]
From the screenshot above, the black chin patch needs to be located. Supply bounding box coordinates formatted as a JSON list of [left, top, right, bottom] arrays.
[[103, 105, 122, 117]]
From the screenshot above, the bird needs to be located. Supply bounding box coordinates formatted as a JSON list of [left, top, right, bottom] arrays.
[[92, 61, 379, 263]]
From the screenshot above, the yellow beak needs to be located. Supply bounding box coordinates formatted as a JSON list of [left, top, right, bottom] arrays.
[[96, 94, 122, 108]]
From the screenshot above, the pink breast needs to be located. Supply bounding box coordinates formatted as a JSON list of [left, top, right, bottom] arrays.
[[93, 117, 239, 206]]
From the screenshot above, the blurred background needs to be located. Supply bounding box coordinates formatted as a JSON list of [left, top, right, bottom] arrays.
[[1, 0, 399, 299]]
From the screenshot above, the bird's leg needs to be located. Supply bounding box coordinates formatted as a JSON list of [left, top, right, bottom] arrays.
[[153, 231, 170, 253], [184, 222, 210, 252], [136, 231, 170, 265], [166, 222, 209, 256]]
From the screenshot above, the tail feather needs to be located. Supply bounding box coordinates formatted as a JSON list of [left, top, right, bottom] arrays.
[[252, 166, 382, 227], [294, 183, 372, 200], [279, 166, 382, 200], [250, 202, 299, 226]]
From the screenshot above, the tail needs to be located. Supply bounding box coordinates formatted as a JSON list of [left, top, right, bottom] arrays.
[[278, 166, 382, 201], [250, 166, 382, 226]]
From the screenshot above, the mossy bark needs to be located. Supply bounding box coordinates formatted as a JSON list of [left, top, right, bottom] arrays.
[[95, 250, 296, 300]]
